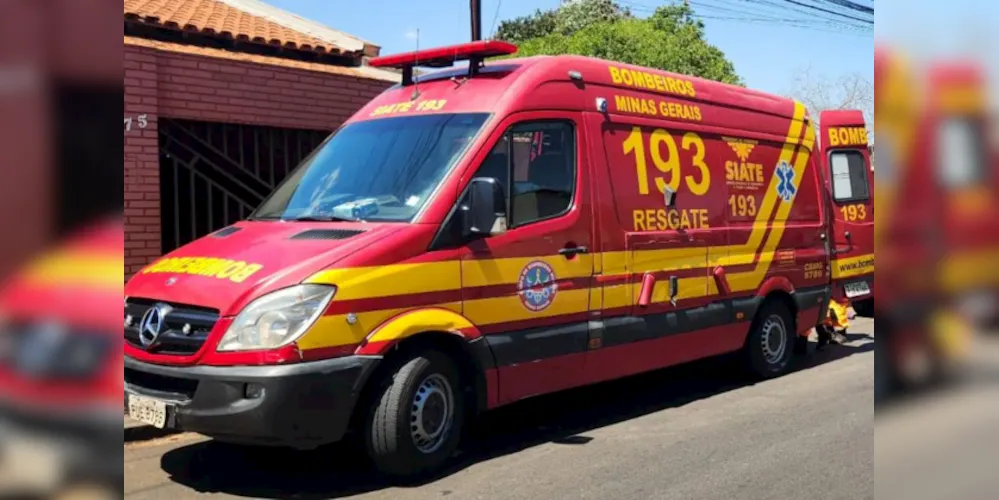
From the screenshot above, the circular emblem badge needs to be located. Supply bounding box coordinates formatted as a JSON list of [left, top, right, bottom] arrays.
[[139, 303, 171, 347], [518, 261, 558, 312]]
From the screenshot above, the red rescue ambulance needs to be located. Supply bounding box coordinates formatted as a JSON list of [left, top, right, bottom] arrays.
[[928, 61, 999, 328], [872, 47, 978, 398], [124, 42, 873, 477], [0, 218, 123, 496]]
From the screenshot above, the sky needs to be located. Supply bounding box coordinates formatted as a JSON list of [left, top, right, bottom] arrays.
[[877, 0, 999, 96], [268, 0, 874, 97]]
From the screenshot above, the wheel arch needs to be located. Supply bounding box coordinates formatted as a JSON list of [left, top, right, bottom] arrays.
[[354, 308, 497, 417], [755, 277, 798, 329]]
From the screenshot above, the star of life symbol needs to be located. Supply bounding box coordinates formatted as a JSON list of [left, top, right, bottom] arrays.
[[775, 161, 797, 202]]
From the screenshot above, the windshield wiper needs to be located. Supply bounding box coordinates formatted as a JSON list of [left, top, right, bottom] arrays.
[[283, 215, 359, 223]]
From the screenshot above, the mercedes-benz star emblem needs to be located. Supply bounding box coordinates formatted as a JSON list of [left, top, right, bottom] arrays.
[[139, 303, 171, 347]]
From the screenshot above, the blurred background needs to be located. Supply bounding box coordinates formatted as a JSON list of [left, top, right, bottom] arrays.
[[876, 1, 999, 500], [0, 1, 121, 498]]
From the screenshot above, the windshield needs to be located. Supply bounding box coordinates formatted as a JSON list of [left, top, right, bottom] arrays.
[[252, 113, 490, 222]]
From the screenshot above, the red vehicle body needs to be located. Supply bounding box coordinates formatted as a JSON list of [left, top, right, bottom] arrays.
[[926, 61, 999, 326], [873, 48, 983, 397], [124, 42, 874, 477], [818, 110, 875, 309], [0, 217, 123, 494]]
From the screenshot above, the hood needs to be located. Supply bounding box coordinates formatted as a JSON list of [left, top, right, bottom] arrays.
[[0, 217, 124, 332], [124, 221, 407, 315]]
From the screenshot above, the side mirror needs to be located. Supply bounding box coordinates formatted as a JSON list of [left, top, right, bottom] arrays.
[[462, 178, 508, 237], [664, 185, 678, 209]]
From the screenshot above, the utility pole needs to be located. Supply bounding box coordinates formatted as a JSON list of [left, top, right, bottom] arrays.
[[470, 0, 482, 42], [468, 0, 483, 76]]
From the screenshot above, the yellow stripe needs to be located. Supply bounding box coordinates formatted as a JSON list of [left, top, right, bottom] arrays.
[[831, 254, 875, 280], [461, 255, 594, 288], [306, 261, 460, 300], [298, 302, 463, 350], [365, 309, 475, 344], [939, 249, 999, 292], [875, 53, 919, 247], [730, 102, 813, 292], [24, 252, 124, 289]]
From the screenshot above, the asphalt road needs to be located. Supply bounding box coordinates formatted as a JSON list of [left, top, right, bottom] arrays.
[[125, 319, 875, 500]]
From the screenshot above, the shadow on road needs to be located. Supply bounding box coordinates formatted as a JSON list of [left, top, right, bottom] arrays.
[[160, 337, 873, 499]]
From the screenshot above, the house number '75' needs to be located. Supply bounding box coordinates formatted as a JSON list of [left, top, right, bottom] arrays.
[[124, 115, 149, 132]]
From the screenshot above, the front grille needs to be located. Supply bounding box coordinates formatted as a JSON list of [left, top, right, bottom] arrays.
[[124, 299, 219, 355], [0, 323, 114, 381]]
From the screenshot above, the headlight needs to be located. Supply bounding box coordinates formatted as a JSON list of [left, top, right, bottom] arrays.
[[217, 285, 336, 352]]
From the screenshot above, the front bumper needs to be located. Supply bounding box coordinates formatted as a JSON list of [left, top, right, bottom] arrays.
[[124, 355, 380, 449], [0, 399, 122, 494]]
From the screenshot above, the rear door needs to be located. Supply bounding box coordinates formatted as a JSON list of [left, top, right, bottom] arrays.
[[820, 111, 875, 301]]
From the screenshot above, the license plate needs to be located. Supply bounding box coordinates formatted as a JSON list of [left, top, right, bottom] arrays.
[[0, 436, 63, 492], [128, 395, 169, 429], [844, 281, 871, 299]]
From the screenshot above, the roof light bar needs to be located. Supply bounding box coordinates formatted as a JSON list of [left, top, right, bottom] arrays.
[[369, 41, 518, 86]]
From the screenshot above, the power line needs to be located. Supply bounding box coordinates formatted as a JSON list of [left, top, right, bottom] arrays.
[[489, 0, 505, 39], [696, 14, 872, 36], [738, 0, 872, 29], [814, 0, 874, 15], [747, 0, 872, 25], [618, 0, 872, 33], [691, 0, 866, 27]]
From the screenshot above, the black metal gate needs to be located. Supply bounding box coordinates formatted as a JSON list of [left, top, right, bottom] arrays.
[[159, 119, 329, 253]]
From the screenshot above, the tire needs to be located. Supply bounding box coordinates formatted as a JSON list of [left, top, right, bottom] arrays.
[[745, 300, 796, 379], [874, 336, 893, 404], [364, 350, 465, 479], [853, 299, 874, 318]]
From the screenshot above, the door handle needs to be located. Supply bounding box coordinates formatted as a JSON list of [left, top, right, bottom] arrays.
[[558, 246, 589, 258]]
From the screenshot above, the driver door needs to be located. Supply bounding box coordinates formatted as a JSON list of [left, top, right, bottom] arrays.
[[458, 112, 595, 405]]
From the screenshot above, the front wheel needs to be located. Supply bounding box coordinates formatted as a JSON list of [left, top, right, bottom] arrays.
[[745, 301, 796, 379], [364, 350, 465, 479]]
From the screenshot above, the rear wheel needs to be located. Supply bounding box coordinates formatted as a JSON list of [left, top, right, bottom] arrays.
[[745, 301, 796, 379], [364, 350, 465, 479]]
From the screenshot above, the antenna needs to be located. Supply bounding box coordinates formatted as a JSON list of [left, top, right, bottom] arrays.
[[411, 29, 421, 100]]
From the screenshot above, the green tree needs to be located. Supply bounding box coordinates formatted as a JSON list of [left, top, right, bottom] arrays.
[[495, 9, 558, 44], [500, 4, 742, 85], [495, 0, 631, 43], [555, 0, 632, 36]]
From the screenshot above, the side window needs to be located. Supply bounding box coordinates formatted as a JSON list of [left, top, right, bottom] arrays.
[[938, 118, 987, 189], [474, 121, 576, 227], [830, 150, 871, 202]]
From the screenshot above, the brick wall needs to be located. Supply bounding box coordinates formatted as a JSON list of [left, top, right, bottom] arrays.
[[123, 44, 392, 278]]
